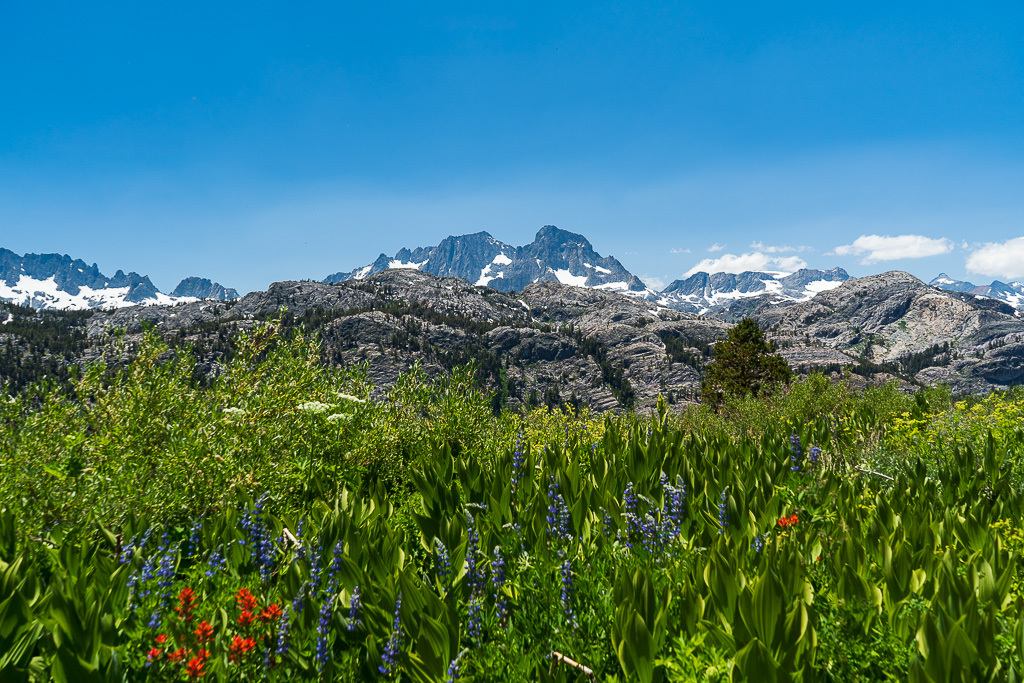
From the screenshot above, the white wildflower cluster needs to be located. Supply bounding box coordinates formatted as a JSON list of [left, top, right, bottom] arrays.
[[222, 407, 245, 416], [297, 401, 333, 413], [336, 393, 366, 404], [326, 413, 352, 423]]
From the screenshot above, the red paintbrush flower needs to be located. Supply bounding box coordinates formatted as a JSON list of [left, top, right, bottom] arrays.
[[258, 603, 283, 623], [236, 588, 259, 612], [176, 587, 197, 622], [185, 655, 206, 678], [194, 620, 214, 643], [228, 634, 258, 661]]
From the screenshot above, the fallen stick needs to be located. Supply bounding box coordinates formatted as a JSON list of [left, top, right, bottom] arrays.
[[282, 527, 301, 549], [550, 652, 595, 679], [856, 466, 895, 481]]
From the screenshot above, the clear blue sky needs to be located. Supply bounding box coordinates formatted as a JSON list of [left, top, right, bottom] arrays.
[[2, 2, 1023, 292]]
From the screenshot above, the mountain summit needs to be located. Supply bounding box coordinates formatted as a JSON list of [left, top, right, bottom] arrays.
[[324, 225, 647, 294]]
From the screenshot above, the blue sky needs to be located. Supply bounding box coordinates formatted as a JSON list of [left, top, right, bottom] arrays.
[[2, 2, 1023, 293]]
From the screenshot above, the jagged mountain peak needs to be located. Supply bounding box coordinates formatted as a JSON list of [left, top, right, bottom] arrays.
[[172, 277, 240, 301], [324, 225, 643, 294], [533, 225, 593, 250]]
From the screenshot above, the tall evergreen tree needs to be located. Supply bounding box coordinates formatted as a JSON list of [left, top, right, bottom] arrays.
[[700, 318, 791, 407]]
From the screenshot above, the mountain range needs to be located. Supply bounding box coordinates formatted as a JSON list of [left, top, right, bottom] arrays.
[[2, 228, 1024, 316], [0, 248, 238, 310], [928, 273, 1024, 310]]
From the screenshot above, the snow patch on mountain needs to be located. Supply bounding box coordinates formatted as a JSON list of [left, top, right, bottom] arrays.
[[553, 269, 589, 287], [387, 259, 428, 270], [0, 275, 199, 310]]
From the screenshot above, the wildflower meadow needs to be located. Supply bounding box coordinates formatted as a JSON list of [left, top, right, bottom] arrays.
[[1, 321, 1023, 681]]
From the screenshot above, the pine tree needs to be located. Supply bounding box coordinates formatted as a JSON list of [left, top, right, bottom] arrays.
[[700, 318, 791, 407]]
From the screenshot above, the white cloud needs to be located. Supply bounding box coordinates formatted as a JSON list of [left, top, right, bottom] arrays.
[[669, 247, 691, 254], [684, 252, 807, 277], [966, 237, 1024, 280], [749, 241, 811, 254], [640, 274, 666, 290], [833, 234, 952, 264], [708, 243, 726, 252]]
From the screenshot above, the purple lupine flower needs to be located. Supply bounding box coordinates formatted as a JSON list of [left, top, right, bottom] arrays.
[[790, 434, 802, 472], [602, 508, 614, 538], [559, 552, 577, 626], [295, 517, 306, 561], [808, 446, 821, 464], [293, 583, 305, 614], [347, 585, 362, 631], [309, 539, 324, 596], [621, 482, 643, 548], [467, 594, 483, 640], [435, 539, 452, 588], [148, 532, 176, 629], [665, 475, 687, 531], [276, 607, 291, 656], [465, 514, 484, 595], [717, 487, 729, 534], [491, 546, 507, 625], [205, 547, 226, 578], [511, 434, 526, 493], [314, 592, 332, 671], [546, 478, 571, 542], [314, 542, 345, 671], [183, 520, 202, 559], [446, 656, 461, 683], [379, 593, 404, 677], [751, 535, 764, 553]]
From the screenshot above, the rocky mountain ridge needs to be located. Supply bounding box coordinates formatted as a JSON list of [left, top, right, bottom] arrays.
[[325, 226, 649, 295], [0, 249, 239, 310], [4, 267, 1022, 414]]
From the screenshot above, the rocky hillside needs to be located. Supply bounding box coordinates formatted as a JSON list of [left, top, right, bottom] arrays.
[[4, 269, 1023, 410], [746, 271, 1024, 393], [80, 269, 729, 412]]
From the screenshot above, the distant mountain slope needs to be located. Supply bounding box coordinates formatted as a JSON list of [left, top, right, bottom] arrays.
[[930, 273, 1024, 309], [0, 248, 238, 311], [658, 267, 850, 314], [324, 225, 649, 294]]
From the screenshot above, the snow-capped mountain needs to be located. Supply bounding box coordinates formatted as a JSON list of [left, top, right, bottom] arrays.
[[0, 249, 238, 311], [929, 273, 1024, 310], [656, 268, 850, 314], [324, 225, 648, 294]]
